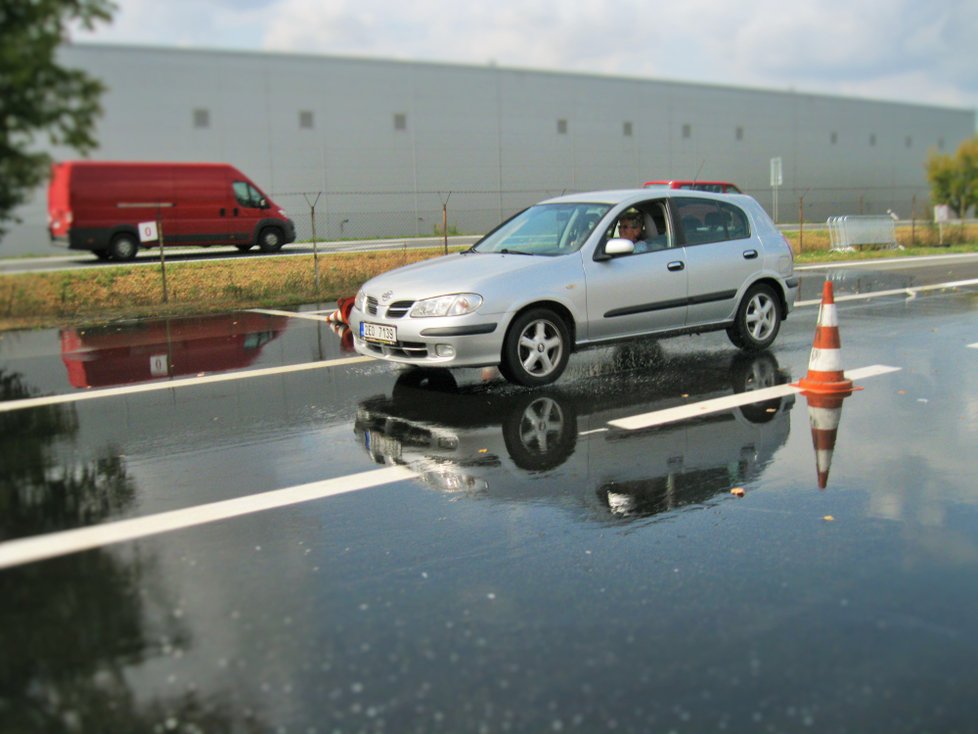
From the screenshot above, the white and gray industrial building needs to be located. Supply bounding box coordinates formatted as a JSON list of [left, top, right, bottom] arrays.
[[5, 43, 975, 255]]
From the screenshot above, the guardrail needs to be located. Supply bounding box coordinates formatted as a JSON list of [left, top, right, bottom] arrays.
[[827, 215, 898, 252]]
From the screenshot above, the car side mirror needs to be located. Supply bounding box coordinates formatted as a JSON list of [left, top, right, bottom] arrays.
[[604, 238, 635, 256]]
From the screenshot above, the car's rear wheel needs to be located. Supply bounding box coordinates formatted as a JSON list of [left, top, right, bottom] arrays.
[[500, 308, 570, 386], [727, 283, 780, 352], [109, 232, 139, 261], [257, 226, 284, 253]]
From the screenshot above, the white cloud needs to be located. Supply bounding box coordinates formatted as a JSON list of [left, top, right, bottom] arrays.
[[74, 0, 978, 113]]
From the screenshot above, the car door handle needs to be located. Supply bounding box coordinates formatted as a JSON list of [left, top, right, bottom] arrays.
[[667, 261, 685, 272], [233, 208, 239, 217], [742, 249, 758, 259], [219, 208, 226, 216]]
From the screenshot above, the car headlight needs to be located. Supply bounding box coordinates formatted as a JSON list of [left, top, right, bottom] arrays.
[[354, 289, 367, 312], [409, 293, 483, 318]]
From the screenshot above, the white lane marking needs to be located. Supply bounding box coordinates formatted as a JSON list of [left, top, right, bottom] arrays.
[[795, 278, 978, 308], [247, 308, 334, 322], [580, 428, 609, 436], [0, 466, 415, 570], [969, 343, 978, 349], [0, 355, 374, 413], [608, 364, 901, 431], [794, 253, 978, 270]]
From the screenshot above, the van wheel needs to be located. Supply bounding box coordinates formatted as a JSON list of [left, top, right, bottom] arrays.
[[109, 233, 139, 261], [236, 244, 254, 252], [258, 227, 284, 253], [499, 308, 570, 386]]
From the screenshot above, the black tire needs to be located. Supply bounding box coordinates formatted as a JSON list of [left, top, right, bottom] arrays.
[[502, 393, 577, 471], [236, 244, 254, 253], [499, 308, 570, 386], [109, 232, 139, 261], [257, 226, 284, 253], [726, 284, 781, 352]]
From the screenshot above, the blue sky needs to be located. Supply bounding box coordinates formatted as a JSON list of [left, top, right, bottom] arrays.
[[74, 0, 978, 118]]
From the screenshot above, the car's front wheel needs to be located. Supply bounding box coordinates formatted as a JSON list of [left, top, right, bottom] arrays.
[[727, 283, 781, 352], [500, 308, 570, 386]]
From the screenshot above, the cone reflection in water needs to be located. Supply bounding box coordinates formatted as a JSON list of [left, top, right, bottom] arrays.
[[330, 322, 355, 352], [805, 391, 849, 489], [793, 280, 860, 395]]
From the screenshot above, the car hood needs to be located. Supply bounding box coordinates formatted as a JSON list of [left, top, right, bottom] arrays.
[[361, 252, 572, 301]]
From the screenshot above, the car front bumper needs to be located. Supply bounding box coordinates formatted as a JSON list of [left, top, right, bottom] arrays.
[[350, 309, 503, 367]]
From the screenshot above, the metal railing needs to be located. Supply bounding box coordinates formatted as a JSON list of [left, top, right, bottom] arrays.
[[827, 215, 898, 251]]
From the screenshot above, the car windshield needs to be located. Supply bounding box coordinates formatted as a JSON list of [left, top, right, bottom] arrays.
[[473, 203, 612, 256]]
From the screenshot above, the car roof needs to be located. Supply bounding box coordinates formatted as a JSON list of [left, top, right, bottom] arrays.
[[643, 180, 737, 186], [538, 188, 742, 206]]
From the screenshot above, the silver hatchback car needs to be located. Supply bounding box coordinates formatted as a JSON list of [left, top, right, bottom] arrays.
[[351, 189, 799, 386]]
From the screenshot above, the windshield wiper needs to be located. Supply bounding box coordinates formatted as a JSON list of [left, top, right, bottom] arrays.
[[499, 248, 534, 256]]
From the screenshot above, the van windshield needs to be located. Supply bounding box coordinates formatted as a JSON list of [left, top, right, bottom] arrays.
[[473, 203, 611, 256]]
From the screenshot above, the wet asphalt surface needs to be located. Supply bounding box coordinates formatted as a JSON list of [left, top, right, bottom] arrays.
[[1, 256, 977, 733]]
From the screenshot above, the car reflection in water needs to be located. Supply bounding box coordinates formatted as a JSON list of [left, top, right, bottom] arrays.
[[354, 346, 794, 522], [60, 312, 290, 388]]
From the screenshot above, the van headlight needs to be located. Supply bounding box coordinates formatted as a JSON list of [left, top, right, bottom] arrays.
[[409, 294, 483, 318], [354, 289, 367, 312]]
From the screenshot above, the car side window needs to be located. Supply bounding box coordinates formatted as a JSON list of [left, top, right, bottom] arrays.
[[675, 198, 750, 245], [605, 200, 673, 255]]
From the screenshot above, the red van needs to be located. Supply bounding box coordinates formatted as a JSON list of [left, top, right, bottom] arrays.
[[643, 180, 742, 194], [48, 161, 296, 261]]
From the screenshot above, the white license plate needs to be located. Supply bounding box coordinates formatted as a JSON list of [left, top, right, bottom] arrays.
[[366, 431, 402, 460], [361, 321, 397, 344]]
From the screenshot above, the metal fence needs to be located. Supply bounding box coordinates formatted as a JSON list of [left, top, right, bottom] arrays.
[[273, 189, 576, 244], [271, 186, 936, 244], [827, 215, 898, 251]]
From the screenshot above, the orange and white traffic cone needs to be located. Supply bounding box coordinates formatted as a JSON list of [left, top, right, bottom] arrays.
[[337, 296, 354, 325], [793, 280, 860, 395], [805, 391, 848, 489], [325, 296, 356, 325]]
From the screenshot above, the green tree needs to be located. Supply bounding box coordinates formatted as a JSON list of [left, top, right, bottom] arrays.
[[926, 135, 978, 218], [0, 0, 115, 239]]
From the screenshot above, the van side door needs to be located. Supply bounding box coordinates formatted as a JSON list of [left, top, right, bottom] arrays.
[[229, 178, 267, 245], [165, 166, 230, 246]]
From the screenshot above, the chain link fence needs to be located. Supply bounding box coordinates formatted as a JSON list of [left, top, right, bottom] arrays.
[[273, 188, 580, 244], [272, 185, 942, 245]]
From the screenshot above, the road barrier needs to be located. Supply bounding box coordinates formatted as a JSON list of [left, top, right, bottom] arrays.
[[827, 215, 898, 251]]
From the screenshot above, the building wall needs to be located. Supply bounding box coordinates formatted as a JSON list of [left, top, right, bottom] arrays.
[[4, 43, 974, 254]]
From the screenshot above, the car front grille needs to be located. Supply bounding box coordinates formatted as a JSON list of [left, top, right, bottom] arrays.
[[365, 297, 414, 319], [385, 301, 414, 318]]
